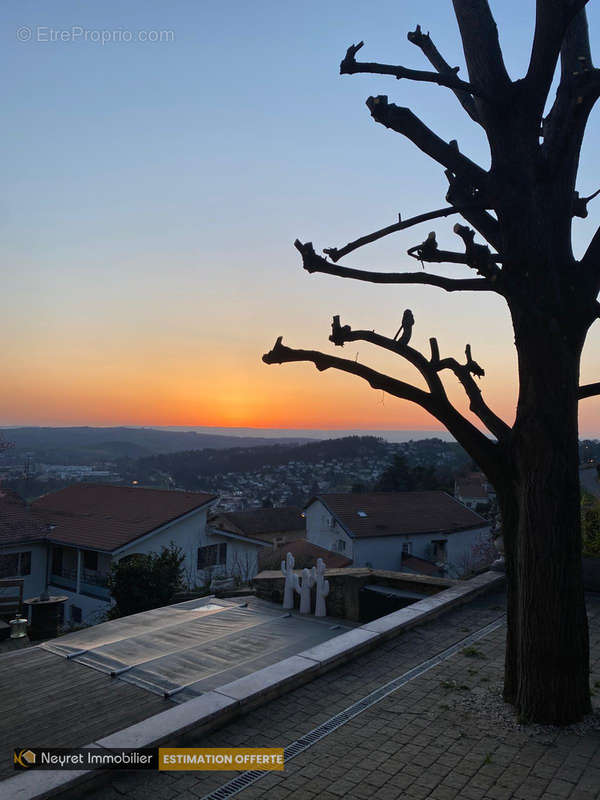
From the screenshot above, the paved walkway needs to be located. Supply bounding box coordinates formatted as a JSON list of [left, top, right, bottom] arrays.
[[86, 590, 600, 800]]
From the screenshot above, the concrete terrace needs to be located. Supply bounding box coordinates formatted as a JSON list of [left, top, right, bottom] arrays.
[[80, 590, 600, 800], [86, 592, 600, 800], [0, 596, 356, 783]]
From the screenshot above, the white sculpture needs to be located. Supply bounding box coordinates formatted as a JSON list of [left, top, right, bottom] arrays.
[[281, 552, 296, 609], [313, 558, 330, 617], [295, 567, 315, 614]]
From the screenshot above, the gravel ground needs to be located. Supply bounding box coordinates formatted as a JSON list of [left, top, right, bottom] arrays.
[[445, 681, 600, 740]]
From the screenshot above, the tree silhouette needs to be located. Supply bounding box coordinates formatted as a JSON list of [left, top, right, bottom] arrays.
[[264, 2, 599, 724]]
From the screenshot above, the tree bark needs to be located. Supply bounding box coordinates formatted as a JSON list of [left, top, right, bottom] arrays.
[[504, 318, 591, 723]]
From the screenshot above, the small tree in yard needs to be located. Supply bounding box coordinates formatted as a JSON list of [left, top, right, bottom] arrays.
[[108, 542, 185, 618], [264, 2, 600, 723]]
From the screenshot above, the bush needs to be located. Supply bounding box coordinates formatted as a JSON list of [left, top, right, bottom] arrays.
[[582, 497, 600, 558], [107, 542, 185, 618]]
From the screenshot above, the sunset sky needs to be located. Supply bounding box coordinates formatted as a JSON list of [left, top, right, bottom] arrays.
[[3, 0, 600, 434]]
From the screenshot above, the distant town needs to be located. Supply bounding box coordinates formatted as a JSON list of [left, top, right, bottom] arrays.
[[0, 427, 472, 511]]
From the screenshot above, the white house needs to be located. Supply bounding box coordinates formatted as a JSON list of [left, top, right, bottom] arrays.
[[454, 472, 496, 511], [0, 484, 269, 626], [304, 491, 492, 578]]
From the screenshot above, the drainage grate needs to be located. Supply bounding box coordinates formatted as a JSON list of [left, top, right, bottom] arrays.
[[208, 771, 265, 800], [198, 616, 505, 800]]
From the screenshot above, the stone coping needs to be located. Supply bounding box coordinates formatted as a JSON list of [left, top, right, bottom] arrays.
[[254, 566, 457, 588], [2, 571, 504, 800]]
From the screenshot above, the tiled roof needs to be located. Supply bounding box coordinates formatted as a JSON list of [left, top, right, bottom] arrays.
[[311, 491, 487, 539], [261, 539, 353, 569], [401, 554, 444, 577], [0, 489, 47, 547], [31, 484, 216, 552], [212, 507, 305, 537], [455, 478, 489, 499]]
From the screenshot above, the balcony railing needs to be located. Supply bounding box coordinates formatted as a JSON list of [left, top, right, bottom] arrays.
[[50, 566, 77, 591], [50, 566, 110, 599]]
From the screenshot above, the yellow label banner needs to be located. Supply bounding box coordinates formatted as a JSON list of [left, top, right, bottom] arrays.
[[158, 748, 285, 771]]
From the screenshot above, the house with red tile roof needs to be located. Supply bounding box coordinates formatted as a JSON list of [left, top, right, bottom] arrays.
[[0, 484, 269, 625], [258, 538, 353, 570], [454, 471, 496, 511], [304, 491, 491, 578], [209, 506, 306, 550], [0, 489, 48, 604]]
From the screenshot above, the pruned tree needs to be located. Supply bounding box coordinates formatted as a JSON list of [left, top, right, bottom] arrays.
[[263, 2, 600, 724]]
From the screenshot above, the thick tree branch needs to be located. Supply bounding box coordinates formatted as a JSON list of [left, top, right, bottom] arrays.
[[340, 40, 479, 95], [366, 96, 488, 189], [329, 315, 511, 441], [527, 2, 591, 114], [263, 336, 503, 482], [542, 11, 599, 172], [573, 189, 600, 219], [407, 25, 481, 124], [580, 224, 600, 285], [452, 223, 504, 278], [579, 382, 600, 399], [451, 0, 511, 93], [329, 314, 448, 398], [263, 336, 431, 406], [323, 206, 465, 262], [430, 338, 512, 440], [406, 229, 504, 285], [444, 170, 501, 250], [295, 240, 495, 292]]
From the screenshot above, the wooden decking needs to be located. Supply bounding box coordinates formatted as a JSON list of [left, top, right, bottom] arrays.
[[0, 645, 173, 780]]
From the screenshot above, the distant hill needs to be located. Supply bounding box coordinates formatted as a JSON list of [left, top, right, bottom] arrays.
[[120, 435, 389, 489], [0, 427, 313, 465]]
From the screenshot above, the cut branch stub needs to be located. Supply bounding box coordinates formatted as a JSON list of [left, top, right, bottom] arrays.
[[465, 344, 485, 378], [294, 239, 320, 273], [330, 315, 351, 347], [394, 309, 415, 344], [340, 41, 365, 73], [572, 188, 600, 218], [407, 231, 438, 265]]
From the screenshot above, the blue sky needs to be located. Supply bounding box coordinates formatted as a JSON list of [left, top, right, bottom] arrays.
[[3, 1, 600, 432]]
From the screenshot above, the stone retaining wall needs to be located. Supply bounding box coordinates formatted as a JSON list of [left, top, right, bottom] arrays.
[[252, 568, 456, 621]]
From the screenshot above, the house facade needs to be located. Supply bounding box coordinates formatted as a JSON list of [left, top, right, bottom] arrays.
[[454, 471, 496, 512], [0, 489, 49, 602], [305, 491, 492, 578], [1, 484, 268, 626]]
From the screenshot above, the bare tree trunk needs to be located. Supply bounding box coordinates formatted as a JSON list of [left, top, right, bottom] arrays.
[[506, 322, 591, 723], [497, 489, 519, 706]]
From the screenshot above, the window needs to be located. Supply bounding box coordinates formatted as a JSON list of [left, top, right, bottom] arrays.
[[70, 606, 82, 624], [20, 551, 31, 575], [52, 546, 63, 574], [432, 540, 448, 562], [402, 542, 412, 555], [83, 550, 98, 572], [0, 554, 18, 578], [336, 539, 346, 552], [0, 551, 32, 578], [197, 543, 227, 569]]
